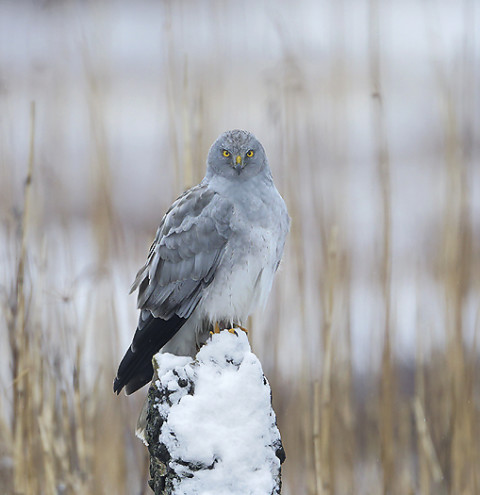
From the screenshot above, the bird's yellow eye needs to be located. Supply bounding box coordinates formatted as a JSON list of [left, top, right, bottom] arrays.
[[246, 150, 254, 158], [222, 150, 231, 158]]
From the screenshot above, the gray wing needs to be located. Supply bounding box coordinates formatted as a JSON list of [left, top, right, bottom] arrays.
[[131, 182, 234, 320]]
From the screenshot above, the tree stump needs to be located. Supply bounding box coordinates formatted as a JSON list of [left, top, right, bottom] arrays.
[[143, 331, 285, 495]]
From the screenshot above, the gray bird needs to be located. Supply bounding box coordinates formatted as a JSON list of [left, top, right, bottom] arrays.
[[114, 129, 290, 395]]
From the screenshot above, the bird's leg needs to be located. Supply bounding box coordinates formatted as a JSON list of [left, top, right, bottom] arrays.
[[210, 322, 221, 335], [209, 321, 248, 336]]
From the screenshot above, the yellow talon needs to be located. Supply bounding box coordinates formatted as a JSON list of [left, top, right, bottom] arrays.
[[210, 323, 248, 337]]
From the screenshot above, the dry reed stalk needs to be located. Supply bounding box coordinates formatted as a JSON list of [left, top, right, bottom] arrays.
[[30, 326, 50, 495], [415, 331, 451, 495], [440, 87, 475, 494], [471, 312, 480, 494], [413, 397, 443, 487], [312, 380, 324, 495], [379, 334, 394, 493], [37, 399, 57, 495], [339, 286, 355, 495], [396, 402, 414, 494], [322, 228, 337, 491], [415, 335, 430, 495], [73, 347, 88, 479], [368, 0, 395, 490], [12, 101, 36, 494], [312, 227, 338, 495], [326, 5, 356, 486], [301, 374, 316, 495]]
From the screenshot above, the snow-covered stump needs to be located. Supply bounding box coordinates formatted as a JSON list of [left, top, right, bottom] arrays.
[[144, 331, 286, 495]]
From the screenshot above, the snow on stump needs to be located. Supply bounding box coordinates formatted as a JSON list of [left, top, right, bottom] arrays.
[[144, 330, 286, 495]]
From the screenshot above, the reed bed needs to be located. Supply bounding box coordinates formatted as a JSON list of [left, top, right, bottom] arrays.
[[1, 1, 479, 494]]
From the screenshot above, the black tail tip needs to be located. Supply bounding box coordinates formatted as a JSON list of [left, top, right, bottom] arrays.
[[113, 376, 122, 395], [113, 363, 153, 396]]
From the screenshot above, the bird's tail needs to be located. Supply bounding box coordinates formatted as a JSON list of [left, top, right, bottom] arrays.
[[113, 313, 186, 395]]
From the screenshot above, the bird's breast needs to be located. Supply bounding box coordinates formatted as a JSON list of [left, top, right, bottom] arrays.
[[198, 178, 287, 324], [199, 223, 279, 325]]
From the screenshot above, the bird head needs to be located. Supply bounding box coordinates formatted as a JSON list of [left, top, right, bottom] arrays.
[[206, 130, 270, 182]]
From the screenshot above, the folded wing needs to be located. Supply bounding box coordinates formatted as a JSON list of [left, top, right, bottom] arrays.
[[114, 183, 234, 394]]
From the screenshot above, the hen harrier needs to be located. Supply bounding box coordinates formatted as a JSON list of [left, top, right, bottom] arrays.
[[114, 130, 289, 395]]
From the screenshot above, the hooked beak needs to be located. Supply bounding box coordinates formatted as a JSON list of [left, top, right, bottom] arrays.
[[233, 155, 243, 174]]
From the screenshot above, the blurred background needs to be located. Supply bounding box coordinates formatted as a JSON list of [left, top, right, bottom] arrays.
[[1, 0, 479, 494]]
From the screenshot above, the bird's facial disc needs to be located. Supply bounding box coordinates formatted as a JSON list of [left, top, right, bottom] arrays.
[[221, 146, 256, 174], [220, 147, 251, 174], [207, 130, 267, 180]]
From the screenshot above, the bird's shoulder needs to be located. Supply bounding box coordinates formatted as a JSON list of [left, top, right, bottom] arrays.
[[148, 181, 231, 247]]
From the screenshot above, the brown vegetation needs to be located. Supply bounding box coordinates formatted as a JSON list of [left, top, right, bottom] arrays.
[[0, 1, 478, 494]]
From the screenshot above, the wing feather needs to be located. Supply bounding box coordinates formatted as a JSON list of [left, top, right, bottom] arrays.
[[131, 182, 233, 320]]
